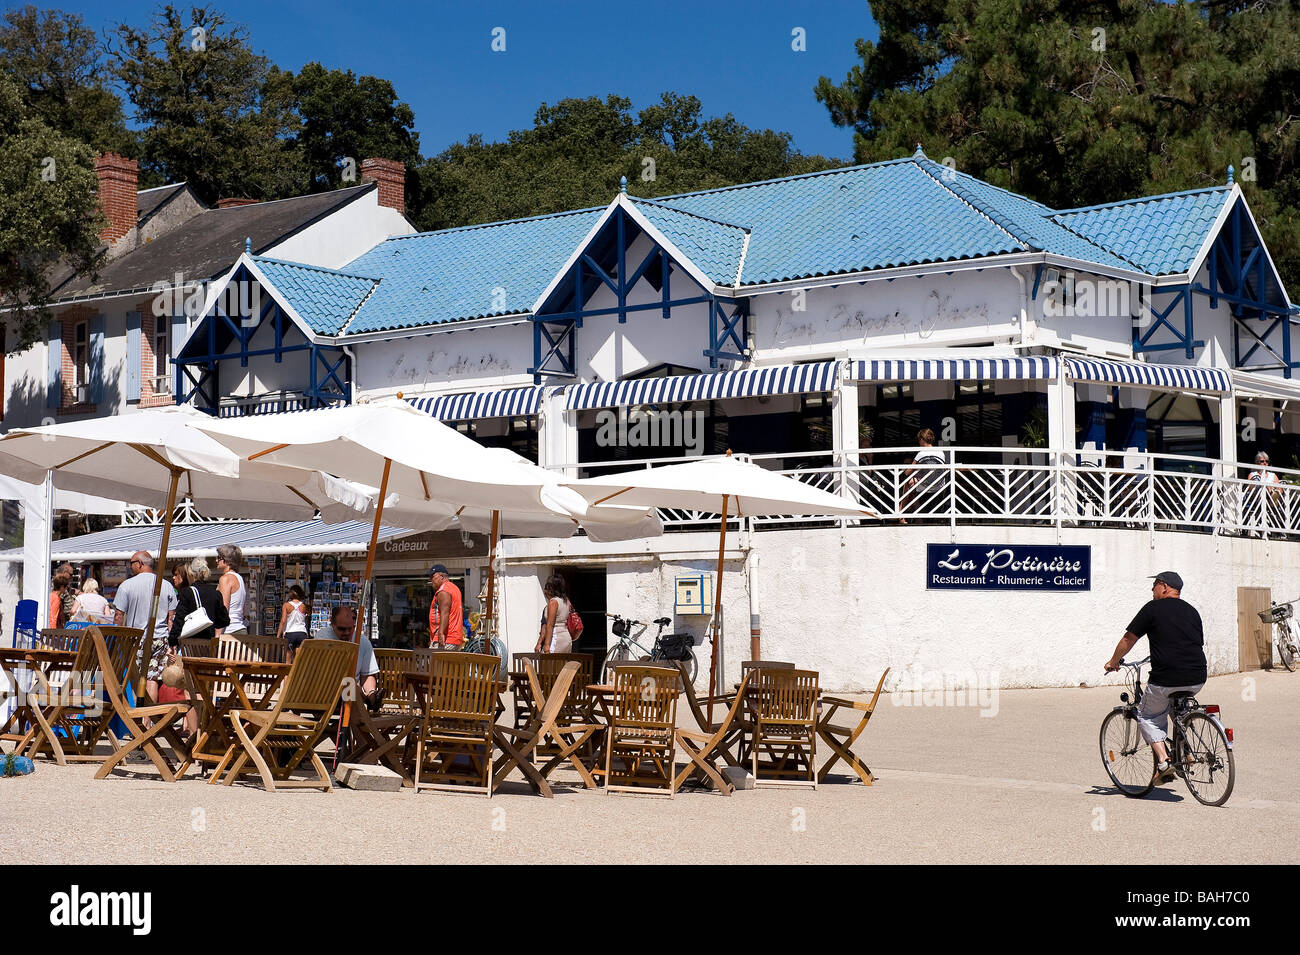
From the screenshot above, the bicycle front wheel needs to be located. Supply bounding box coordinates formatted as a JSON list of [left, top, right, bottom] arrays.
[[602, 642, 634, 681], [1178, 712, 1235, 807], [1100, 709, 1154, 797], [1278, 622, 1297, 671]]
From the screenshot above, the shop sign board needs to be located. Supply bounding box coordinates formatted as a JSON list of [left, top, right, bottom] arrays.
[[926, 543, 1091, 591]]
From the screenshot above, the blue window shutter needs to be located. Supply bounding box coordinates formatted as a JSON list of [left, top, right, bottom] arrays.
[[126, 311, 142, 401], [46, 320, 61, 408], [88, 314, 105, 404], [170, 311, 186, 397]]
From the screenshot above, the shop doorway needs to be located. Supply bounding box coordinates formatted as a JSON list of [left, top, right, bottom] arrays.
[[557, 565, 607, 669]]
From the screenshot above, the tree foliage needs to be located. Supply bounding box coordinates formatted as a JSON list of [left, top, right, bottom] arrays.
[[816, 0, 1300, 292], [412, 93, 841, 231], [0, 74, 104, 353], [0, 4, 134, 155]]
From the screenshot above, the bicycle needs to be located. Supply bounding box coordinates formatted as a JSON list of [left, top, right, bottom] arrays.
[[602, 613, 698, 684], [1258, 599, 1298, 672], [1099, 657, 1236, 806]]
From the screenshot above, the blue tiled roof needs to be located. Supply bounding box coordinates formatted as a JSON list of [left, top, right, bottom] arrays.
[[340, 208, 604, 334], [627, 198, 748, 285], [250, 256, 379, 335], [249, 155, 1247, 337], [1051, 188, 1233, 276]]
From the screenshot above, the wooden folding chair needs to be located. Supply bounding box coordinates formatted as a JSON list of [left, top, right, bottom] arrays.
[[492, 661, 597, 796], [213, 633, 286, 702], [413, 651, 501, 797], [19, 626, 142, 764], [751, 668, 819, 789], [511, 652, 596, 759], [178, 636, 215, 658], [605, 664, 681, 798], [676, 663, 747, 769], [817, 667, 890, 785], [735, 661, 794, 764], [674, 669, 753, 794], [1, 629, 82, 746], [92, 626, 191, 782], [343, 648, 429, 783], [211, 638, 354, 791]]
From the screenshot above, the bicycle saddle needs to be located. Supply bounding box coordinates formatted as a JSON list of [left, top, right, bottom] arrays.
[[654, 617, 671, 626], [1168, 690, 1196, 700]]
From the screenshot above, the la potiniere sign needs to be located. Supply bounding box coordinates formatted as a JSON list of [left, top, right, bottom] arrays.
[[926, 544, 1091, 591]]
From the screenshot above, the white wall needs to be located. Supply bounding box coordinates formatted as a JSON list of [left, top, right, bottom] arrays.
[[266, 192, 414, 270]]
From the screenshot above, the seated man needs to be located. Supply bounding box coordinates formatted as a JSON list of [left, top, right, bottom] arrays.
[[311, 605, 384, 712]]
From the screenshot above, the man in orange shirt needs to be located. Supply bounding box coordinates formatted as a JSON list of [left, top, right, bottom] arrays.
[[428, 565, 464, 650]]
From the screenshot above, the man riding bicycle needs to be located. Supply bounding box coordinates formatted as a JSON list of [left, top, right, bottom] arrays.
[[1104, 571, 1208, 785]]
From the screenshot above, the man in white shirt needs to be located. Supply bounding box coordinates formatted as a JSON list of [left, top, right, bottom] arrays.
[[113, 550, 177, 702], [311, 606, 382, 709]]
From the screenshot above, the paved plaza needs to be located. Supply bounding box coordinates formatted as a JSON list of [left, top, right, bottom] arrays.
[[4, 668, 1295, 864]]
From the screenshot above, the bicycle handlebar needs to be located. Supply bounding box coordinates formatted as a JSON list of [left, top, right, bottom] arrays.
[[1118, 656, 1150, 668]]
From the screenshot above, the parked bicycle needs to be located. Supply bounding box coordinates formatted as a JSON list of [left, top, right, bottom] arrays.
[[1099, 656, 1235, 806], [1257, 599, 1298, 672], [602, 613, 697, 683]]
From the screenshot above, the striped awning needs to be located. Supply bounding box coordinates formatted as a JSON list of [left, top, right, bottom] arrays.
[[565, 361, 839, 412], [406, 386, 552, 421], [847, 357, 1058, 382], [1064, 358, 1231, 394]]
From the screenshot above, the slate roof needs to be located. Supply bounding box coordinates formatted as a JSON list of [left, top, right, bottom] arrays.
[[217, 153, 1255, 338], [51, 183, 380, 301], [135, 182, 191, 224]]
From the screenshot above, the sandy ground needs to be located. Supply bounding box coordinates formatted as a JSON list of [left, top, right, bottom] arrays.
[[3, 669, 1296, 864]]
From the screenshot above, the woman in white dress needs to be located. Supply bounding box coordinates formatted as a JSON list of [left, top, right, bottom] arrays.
[[534, 573, 573, 653]]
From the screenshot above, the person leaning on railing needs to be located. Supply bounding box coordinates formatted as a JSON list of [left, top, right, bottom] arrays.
[[900, 428, 947, 524], [1247, 451, 1283, 532]]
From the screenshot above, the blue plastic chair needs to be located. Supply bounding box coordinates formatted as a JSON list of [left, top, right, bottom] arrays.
[[12, 599, 38, 649]]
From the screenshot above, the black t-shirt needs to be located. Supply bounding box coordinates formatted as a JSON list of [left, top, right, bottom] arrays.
[[1126, 598, 1208, 686]]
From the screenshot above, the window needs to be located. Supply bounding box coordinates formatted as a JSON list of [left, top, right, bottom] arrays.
[[153, 319, 170, 391], [72, 321, 88, 394]]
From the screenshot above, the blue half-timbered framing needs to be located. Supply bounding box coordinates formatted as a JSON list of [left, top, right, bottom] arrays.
[[528, 206, 748, 381], [175, 262, 351, 415]]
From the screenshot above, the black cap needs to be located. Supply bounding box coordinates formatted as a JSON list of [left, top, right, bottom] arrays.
[[428, 564, 449, 578], [1149, 571, 1184, 591]]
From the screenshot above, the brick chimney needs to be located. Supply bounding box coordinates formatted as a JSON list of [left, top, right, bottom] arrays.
[[94, 153, 138, 244], [216, 197, 259, 209], [361, 157, 405, 214]]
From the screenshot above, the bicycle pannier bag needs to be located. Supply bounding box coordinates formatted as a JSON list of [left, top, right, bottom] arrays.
[[659, 633, 692, 660]]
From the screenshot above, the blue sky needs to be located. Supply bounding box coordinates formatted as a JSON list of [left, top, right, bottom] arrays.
[[28, 0, 876, 160]]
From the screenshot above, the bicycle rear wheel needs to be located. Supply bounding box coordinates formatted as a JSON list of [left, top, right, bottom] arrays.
[[1278, 622, 1297, 671], [1100, 709, 1154, 797], [601, 642, 634, 682], [1177, 712, 1235, 807]]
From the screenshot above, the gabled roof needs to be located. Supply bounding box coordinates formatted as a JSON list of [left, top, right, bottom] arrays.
[[136, 182, 192, 224], [51, 183, 380, 302], [249, 256, 380, 335], [1051, 187, 1235, 276], [224, 154, 1261, 339]]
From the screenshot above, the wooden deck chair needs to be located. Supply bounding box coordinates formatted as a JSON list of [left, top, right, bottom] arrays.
[[735, 661, 795, 764], [491, 661, 594, 796], [817, 667, 890, 785], [751, 668, 819, 789], [413, 651, 501, 797], [21, 627, 141, 765], [511, 652, 595, 759], [342, 648, 428, 782], [211, 638, 354, 791], [675, 663, 748, 769], [1, 629, 83, 746], [604, 664, 681, 798], [92, 626, 190, 782], [674, 670, 754, 795]]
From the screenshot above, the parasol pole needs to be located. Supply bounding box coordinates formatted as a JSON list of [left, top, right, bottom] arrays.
[[706, 493, 729, 725], [139, 466, 181, 698], [484, 509, 500, 646]]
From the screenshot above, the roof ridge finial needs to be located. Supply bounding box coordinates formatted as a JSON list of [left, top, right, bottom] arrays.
[[913, 143, 926, 159], [1227, 164, 1235, 185], [245, 236, 251, 253], [620, 175, 627, 195]]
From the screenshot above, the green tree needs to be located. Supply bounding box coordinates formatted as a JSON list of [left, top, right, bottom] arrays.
[[108, 4, 299, 202], [413, 92, 841, 231], [816, 0, 1300, 292], [0, 5, 134, 155], [0, 74, 104, 353], [264, 62, 419, 195]]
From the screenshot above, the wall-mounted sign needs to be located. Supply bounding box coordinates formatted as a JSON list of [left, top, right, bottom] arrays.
[[926, 544, 1091, 591], [674, 573, 714, 614]]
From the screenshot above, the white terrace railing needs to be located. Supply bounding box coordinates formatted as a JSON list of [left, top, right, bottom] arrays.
[[554, 447, 1300, 541]]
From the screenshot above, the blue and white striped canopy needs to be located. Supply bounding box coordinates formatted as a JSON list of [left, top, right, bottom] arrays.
[[406, 386, 552, 421], [847, 357, 1058, 382], [565, 361, 839, 411], [1063, 358, 1231, 394]]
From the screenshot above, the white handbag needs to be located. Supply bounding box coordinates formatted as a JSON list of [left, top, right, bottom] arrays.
[[179, 586, 214, 638]]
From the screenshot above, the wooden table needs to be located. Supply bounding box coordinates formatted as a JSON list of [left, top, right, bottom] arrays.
[[181, 657, 292, 774]]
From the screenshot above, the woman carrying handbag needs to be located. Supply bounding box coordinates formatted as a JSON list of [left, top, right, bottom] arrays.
[[167, 557, 230, 741]]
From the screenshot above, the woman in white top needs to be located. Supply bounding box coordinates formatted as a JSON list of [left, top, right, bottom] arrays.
[[276, 585, 311, 662], [535, 573, 573, 653], [216, 544, 247, 635], [70, 578, 111, 623]]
